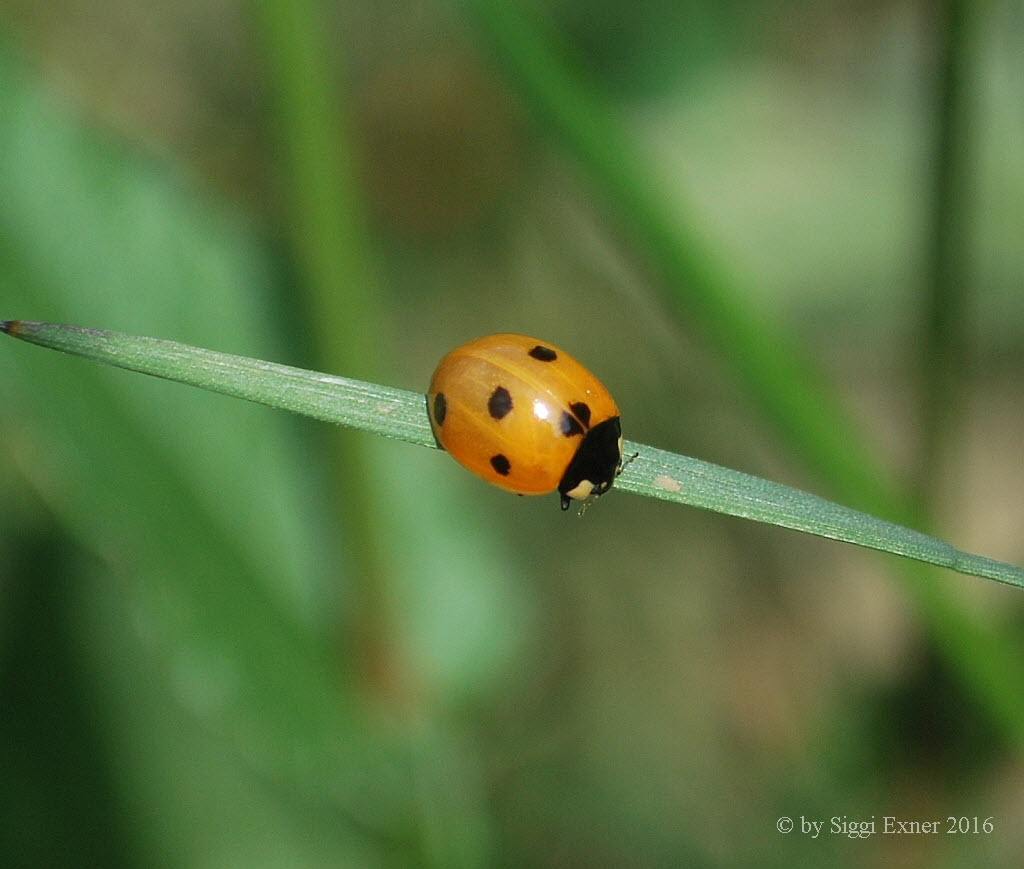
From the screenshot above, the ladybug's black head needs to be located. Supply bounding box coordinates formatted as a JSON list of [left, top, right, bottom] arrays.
[[558, 416, 622, 510]]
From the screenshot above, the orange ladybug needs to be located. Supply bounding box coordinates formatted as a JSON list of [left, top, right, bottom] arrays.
[[428, 334, 623, 510]]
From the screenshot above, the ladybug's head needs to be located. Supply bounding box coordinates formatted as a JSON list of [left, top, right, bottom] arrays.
[[558, 416, 622, 510]]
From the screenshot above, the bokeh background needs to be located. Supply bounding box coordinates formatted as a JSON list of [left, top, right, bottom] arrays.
[[1, 1, 1022, 866]]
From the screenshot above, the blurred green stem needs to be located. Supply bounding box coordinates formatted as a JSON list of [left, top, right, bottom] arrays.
[[917, 0, 974, 508], [249, 0, 396, 698]]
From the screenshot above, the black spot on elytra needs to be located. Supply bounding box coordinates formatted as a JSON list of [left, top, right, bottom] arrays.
[[488, 386, 513, 420], [490, 454, 511, 476], [560, 411, 585, 437], [432, 392, 447, 425], [528, 345, 557, 362], [569, 401, 591, 427]]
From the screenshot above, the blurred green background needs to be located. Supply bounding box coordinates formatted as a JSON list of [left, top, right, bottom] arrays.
[[1, 0, 1022, 866]]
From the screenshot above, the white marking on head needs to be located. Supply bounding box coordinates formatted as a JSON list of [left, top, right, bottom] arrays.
[[564, 479, 596, 501]]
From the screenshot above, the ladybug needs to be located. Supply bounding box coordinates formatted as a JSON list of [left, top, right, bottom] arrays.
[[427, 334, 623, 510]]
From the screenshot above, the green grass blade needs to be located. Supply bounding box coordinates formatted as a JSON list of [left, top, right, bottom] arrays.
[[6, 320, 1021, 589], [619, 442, 1022, 588], [1, 320, 435, 447]]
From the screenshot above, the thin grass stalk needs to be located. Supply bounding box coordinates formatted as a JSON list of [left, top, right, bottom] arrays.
[[249, 0, 397, 697], [917, 0, 975, 507]]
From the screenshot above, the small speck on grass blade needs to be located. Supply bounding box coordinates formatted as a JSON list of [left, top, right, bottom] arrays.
[[3, 320, 1022, 589], [619, 443, 1020, 587]]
